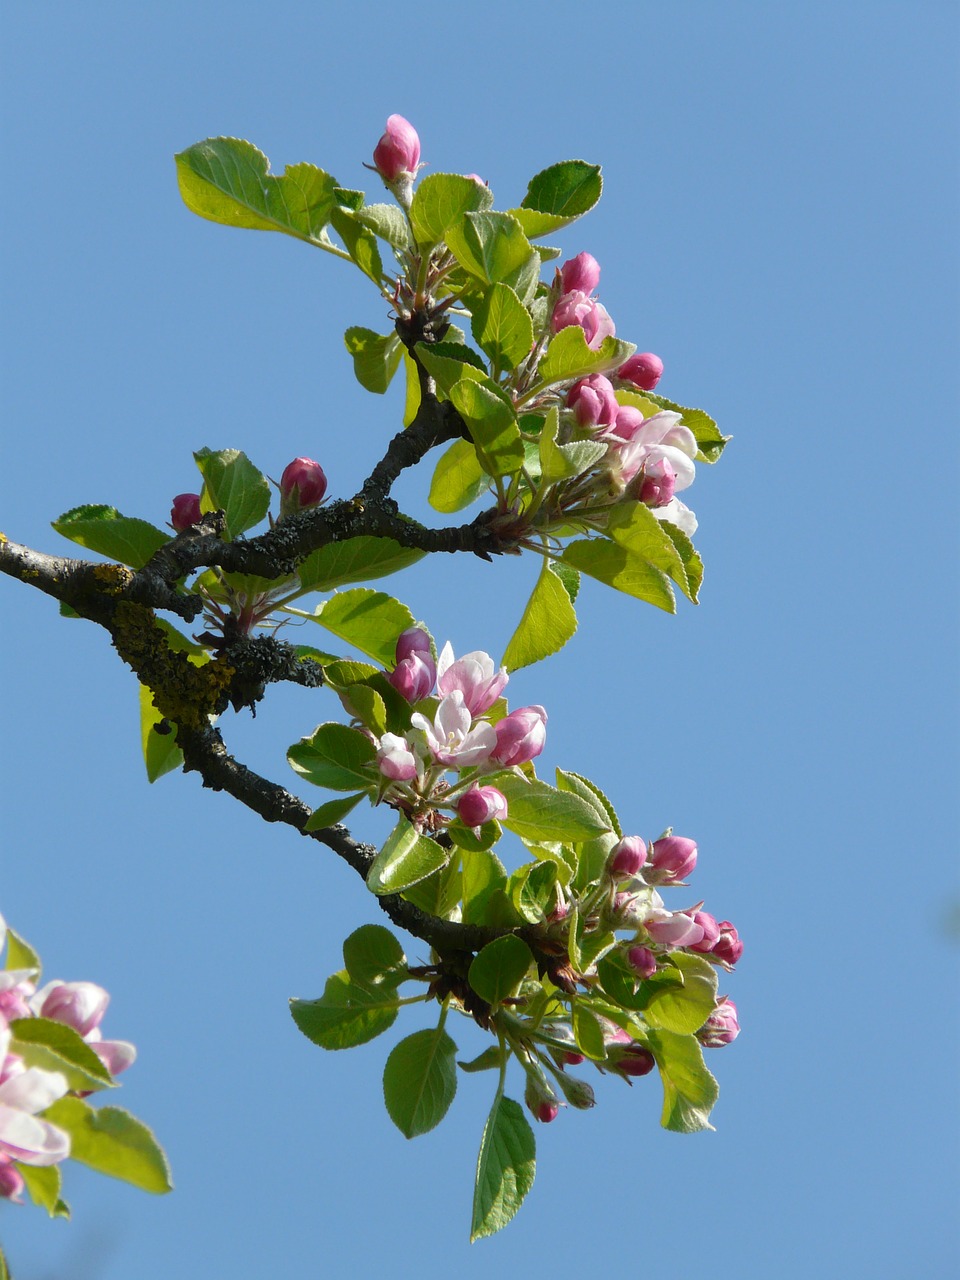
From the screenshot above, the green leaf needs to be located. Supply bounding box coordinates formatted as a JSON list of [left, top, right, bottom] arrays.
[[461, 847, 509, 926], [446, 211, 535, 286], [537, 405, 608, 484], [290, 972, 399, 1049], [342, 924, 406, 988], [458, 1045, 506, 1074], [414, 340, 488, 398], [297, 535, 423, 593], [44, 1097, 173, 1192], [402, 350, 421, 426], [352, 202, 412, 249], [494, 775, 611, 843], [9, 1018, 115, 1093], [449, 378, 524, 478], [471, 1095, 536, 1241], [647, 1029, 720, 1133], [287, 722, 377, 792], [556, 769, 621, 837], [51, 505, 170, 569], [366, 817, 451, 895], [303, 792, 365, 832], [139, 683, 183, 782], [428, 439, 490, 513], [538, 327, 635, 384], [343, 327, 403, 394], [513, 160, 603, 238], [410, 173, 493, 247], [571, 1002, 607, 1060], [175, 138, 339, 244], [194, 448, 271, 540], [502, 560, 578, 671], [561, 538, 676, 612], [308, 587, 415, 666], [383, 1028, 458, 1138], [401, 855, 463, 919], [643, 952, 718, 1035], [643, 393, 730, 463], [470, 283, 534, 372], [468, 936, 533, 1006], [20, 1162, 69, 1218], [508, 860, 559, 924], [658, 519, 703, 603], [329, 208, 383, 284], [608, 501, 698, 603], [4, 926, 40, 973]]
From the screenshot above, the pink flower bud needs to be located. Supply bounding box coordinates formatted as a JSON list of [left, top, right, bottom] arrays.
[[712, 921, 744, 968], [551, 292, 616, 349], [562, 1049, 585, 1066], [37, 981, 109, 1038], [698, 997, 740, 1047], [646, 835, 698, 885], [376, 733, 419, 782], [644, 910, 705, 948], [617, 1045, 656, 1077], [373, 114, 421, 182], [535, 1100, 559, 1123], [567, 374, 619, 429], [279, 457, 327, 516], [524, 1073, 560, 1123], [0, 1158, 24, 1202], [170, 493, 202, 532], [457, 785, 507, 828], [689, 911, 721, 953], [619, 352, 664, 391], [626, 945, 658, 979], [388, 652, 436, 703], [639, 457, 677, 508], [559, 252, 601, 295], [395, 627, 432, 663], [610, 405, 645, 442], [608, 836, 648, 878], [89, 1037, 137, 1077], [490, 705, 548, 767]]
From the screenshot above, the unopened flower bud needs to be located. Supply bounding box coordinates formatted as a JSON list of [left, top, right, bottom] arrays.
[[373, 115, 421, 182], [626, 945, 658, 979], [279, 457, 327, 517], [524, 1072, 561, 1123], [551, 292, 616, 349], [639, 457, 677, 508], [395, 627, 432, 663], [552, 1071, 596, 1110], [457, 785, 508, 828], [36, 981, 109, 1038], [608, 836, 648, 879], [619, 352, 664, 391], [388, 652, 436, 703], [491, 705, 547, 767], [560, 252, 601, 296], [618, 1045, 656, 1076], [698, 997, 740, 1047], [567, 374, 619, 429], [689, 911, 721, 953], [171, 493, 202, 531], [376, 733, 419, 782], [644, 910, 705, 949], [0, 1159, 25, 1202], [712, 921, 744, 968], [646, 835, 698, 885]]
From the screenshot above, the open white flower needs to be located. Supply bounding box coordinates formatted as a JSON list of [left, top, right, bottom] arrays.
[[411, 690, 497, 767]]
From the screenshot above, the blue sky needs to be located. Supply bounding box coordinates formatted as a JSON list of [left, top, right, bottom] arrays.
[[2, 2, 958, 1277]]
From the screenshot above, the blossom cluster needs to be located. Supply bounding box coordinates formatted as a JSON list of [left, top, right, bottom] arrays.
[[0, 914, 136, 1203], [377, 629, 546, 828]]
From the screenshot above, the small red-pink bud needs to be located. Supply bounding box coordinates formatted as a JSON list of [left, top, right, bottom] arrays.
[[646, 835, 698, 885], [457, 785, 508, 828], [280, 457, 327, 516], [619, 352, 664, 391], [562, 1049, 585, 1066], [536, 1101, 559, 1123], [170, 493, 202, 532], [388, 653, 436, 703], [639, 457, 677, 508], [0, 1159, 25, 1202], [491, 705, 547, 767], [698, 997, 740, 1047], [712, 921, 744, 967], [560, 252, 601, 296], [689, 911, 721, 953], [626, 945, 658, 979], [373, 115, 421, 182], [567, 374, 619, 429], [618, 1045, 656, 1077], [395, 627, 432, 663], [608, 836, 648, 879]]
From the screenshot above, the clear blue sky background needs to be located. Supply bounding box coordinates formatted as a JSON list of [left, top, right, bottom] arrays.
[[2, 3, 957, 1277]]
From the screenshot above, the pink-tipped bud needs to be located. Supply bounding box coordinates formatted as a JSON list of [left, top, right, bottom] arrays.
[[567, 374, 619, 429], [698, 997, 740, 1047], [376, 733, 419, 782], [560, 252, 601, 296], [551, 292, 616, 350], [712, 921, 744, 968], [646, 835, 698, 885], [37, 981, 109, 1038], [373, 114, 421, 182], [626, 945, 658, 979], [610, 404, 645, 442], [618, 1045, 656, 1077], [562, 1049, 585, 1066], [619, 352, 664, 391], [0, 1159, 25, 1202], [608, 836, 648, 879], [395, 627, 432, 663], [639, 457, 677, 508], [689, 911, 721, 953], [490, 705, 547, 767], [457, 785, 508, 828], [644, 910, 705, 949], [536, 1100, 559, 1123], [91, 1038, 137, 1077], [171, 493, 202, 532], [388, 652, 436, 703], [280, 457, 327, 517], [524, 1073, 561, 1123]]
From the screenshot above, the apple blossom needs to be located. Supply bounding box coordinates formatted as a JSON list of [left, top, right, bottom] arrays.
[[0, 1018, 71, 1180], [638, 457, 677, 508], [559, 251, 601, 296], [410, 691, 497, 767], [0, 972, 36, 1022], [457, 785, 508, 828], [170, 492, 202, 531], [698, 997, 740, 1048], [372, 114, 421, 182], [31, 980, 137, 1079], [395, 627, 433, 663], [626, 945, 658, 979], [610, 410, 697, 496], [645, 835, 698, 885], [279, 457, 327, 517], [0, 1156, 24, 1202], [490, 705, 548, 767], [712, 921, 744, 968], [567, 374, 619, 429], [608, 836, 648, 878], [376, 733, 420, 782], [618, 352, 664, 391], [436, 644, 507, 716], [689, 910, 721, 953], [389, 652, 436, 704], [551, 291, 616, 349], [643, 908, 705, 948]]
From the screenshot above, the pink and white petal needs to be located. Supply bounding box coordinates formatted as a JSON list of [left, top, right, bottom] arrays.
[[0, 1066, 69, 1115], [0, 1106, 70, 1165], [91, 1039, 137, 1077]]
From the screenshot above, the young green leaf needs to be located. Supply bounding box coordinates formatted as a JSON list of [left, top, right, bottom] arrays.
[[471, 1095, 536, 1242], [3, 926, 40, 973], [555, 769, 622, 837], [512, 160, 603, 238], [538, 405, 608, 484], [642, 952, 718, 1035], [43, 1097, 173, 1193], [643, 392, 730, 463], [461, 847, 509, 926], [428, 439, 490, 513], [140, 683, 184, 782], [9, 1017, 115, 1094], [647, 1029, 720, 1133], [383, 1027, 458, 1138], [446, 211, 535, 286], [468, 936, 533, 1006], [494, 775, 611, 843], [297, 535, 424, 593], [401, 855, 463, 920], [20, 1163, 69, 1218], [538, 327, 635, 384], [303, 792, 365, 832], [194, 448, 271, 540], [308, 587, 415, 666], [449, 378, 525, 478], [342, 924, 407, 988], [51, 505, 170, 569], [458, 1045, 506, 1074], [571, 1002, 607, 1060], [561, 538, 676, 612], [502, 560, 578, 671], [290, 971, 399, 1050], [607, 501, 699, 603], [366, 817, 451, 895], [343, 328, 404, 394], [414, 340, 488, 398], [470, 283, 535, 372], [352, 202, 412, 249], [329, 208, 383, 284], [410, 172, 493, 247], [287, 722, 377, 792], [175, 138, 339, 243]]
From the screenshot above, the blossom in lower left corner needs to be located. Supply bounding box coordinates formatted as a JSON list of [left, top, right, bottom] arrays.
[[0, 1016, 71, 1201]]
